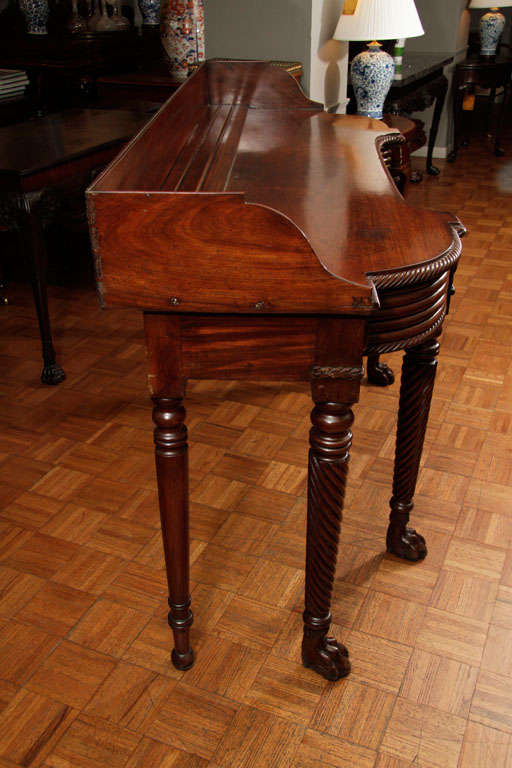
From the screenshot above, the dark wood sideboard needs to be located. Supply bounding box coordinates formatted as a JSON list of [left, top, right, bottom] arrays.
[[0, 27, 160, 115], [87, 61, 464, 682], [0, 108, 148, 382]]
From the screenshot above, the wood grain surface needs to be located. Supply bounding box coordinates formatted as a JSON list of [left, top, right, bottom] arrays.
[[88, 61, 458, 314], [1, 93, 512, 768]]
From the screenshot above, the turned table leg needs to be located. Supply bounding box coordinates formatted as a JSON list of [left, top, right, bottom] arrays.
[[494, 79, 511, 157], [153, 396, 194, 670], [302, 401, 353, 681], [426, 77, 447, 176], [387, 337, 440, 561]]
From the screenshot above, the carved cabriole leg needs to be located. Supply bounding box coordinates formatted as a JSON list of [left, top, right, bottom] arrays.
[[387, 336, 440, 561], [144, 313, 194, 670], [426, 76, 448, 176]]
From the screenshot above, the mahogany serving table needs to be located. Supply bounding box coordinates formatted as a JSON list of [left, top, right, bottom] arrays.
[[87, 61, 464, 682]]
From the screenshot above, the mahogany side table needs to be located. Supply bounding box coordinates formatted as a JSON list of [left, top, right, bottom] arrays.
[[448, 55, 512, 161]]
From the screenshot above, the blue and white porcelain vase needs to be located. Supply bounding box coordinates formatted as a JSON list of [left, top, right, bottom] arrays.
[[138, 0, 161, 26], [351, 42, 395, 120], [480, 8, 505, 56], [19, 0, 49, 34]]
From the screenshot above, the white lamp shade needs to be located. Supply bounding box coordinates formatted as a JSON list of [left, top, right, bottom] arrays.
[[469, 0, 512, 7], [334, 0, 424, 42]]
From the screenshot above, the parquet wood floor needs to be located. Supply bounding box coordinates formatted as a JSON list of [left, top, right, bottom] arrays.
[[1, 128, 512, 767]]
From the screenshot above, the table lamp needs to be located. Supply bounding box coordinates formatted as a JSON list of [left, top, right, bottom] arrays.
[[334, 0, 424, 119], [469, 0, 512, 56]]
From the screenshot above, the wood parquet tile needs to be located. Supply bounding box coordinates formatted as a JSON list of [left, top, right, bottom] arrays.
[[1, 127, 512, 767], [25, 640, 116, 709]]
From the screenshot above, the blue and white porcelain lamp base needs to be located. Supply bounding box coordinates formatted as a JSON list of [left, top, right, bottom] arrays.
[[351, 42, 395, 120], [479, 8, 506, 56]]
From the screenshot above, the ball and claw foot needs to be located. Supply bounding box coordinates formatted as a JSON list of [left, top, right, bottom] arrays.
[[367, 360, 395, 387], [41, 362, 66, 385], [386, 525, 427, 562], [171, 647, 194, 671], [302, 633, 351, 681]]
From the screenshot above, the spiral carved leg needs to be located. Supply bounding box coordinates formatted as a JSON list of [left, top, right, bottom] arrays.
[[387, 339, 440, 561], [366, 353, 394, 387], [302, 402, 353, 681], [153, 397, 194, 670]]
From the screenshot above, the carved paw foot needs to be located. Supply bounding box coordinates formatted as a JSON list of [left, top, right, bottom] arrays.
[[367, 361, 395, 387], [386, 525, 427, 562], [302, 633, 350, 681], [171, 647, 195, 671], [41, 363, 66, 385]]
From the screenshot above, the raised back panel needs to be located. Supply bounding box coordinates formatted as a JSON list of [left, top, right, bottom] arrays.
[[206, 60, 322, 109], [92, 68, 209, 192]]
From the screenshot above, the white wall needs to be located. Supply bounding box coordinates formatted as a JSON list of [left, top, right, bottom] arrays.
[[203, 0, 349, 111], [407, 0, 469, 54], [310, 0, 348, 112], [405, 0, 470, 158], [204, 0, 313, 90]]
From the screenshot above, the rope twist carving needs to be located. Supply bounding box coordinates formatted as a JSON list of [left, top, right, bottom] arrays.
[[305, 404, 353, 620], [392, 339, 440, 507]]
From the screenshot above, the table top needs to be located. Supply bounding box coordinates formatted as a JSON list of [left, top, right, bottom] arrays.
[[392, 52, 454, 86], [456, 54, 512, 70], [0, 108, 148, 177], [88, 61, 459, 316]]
